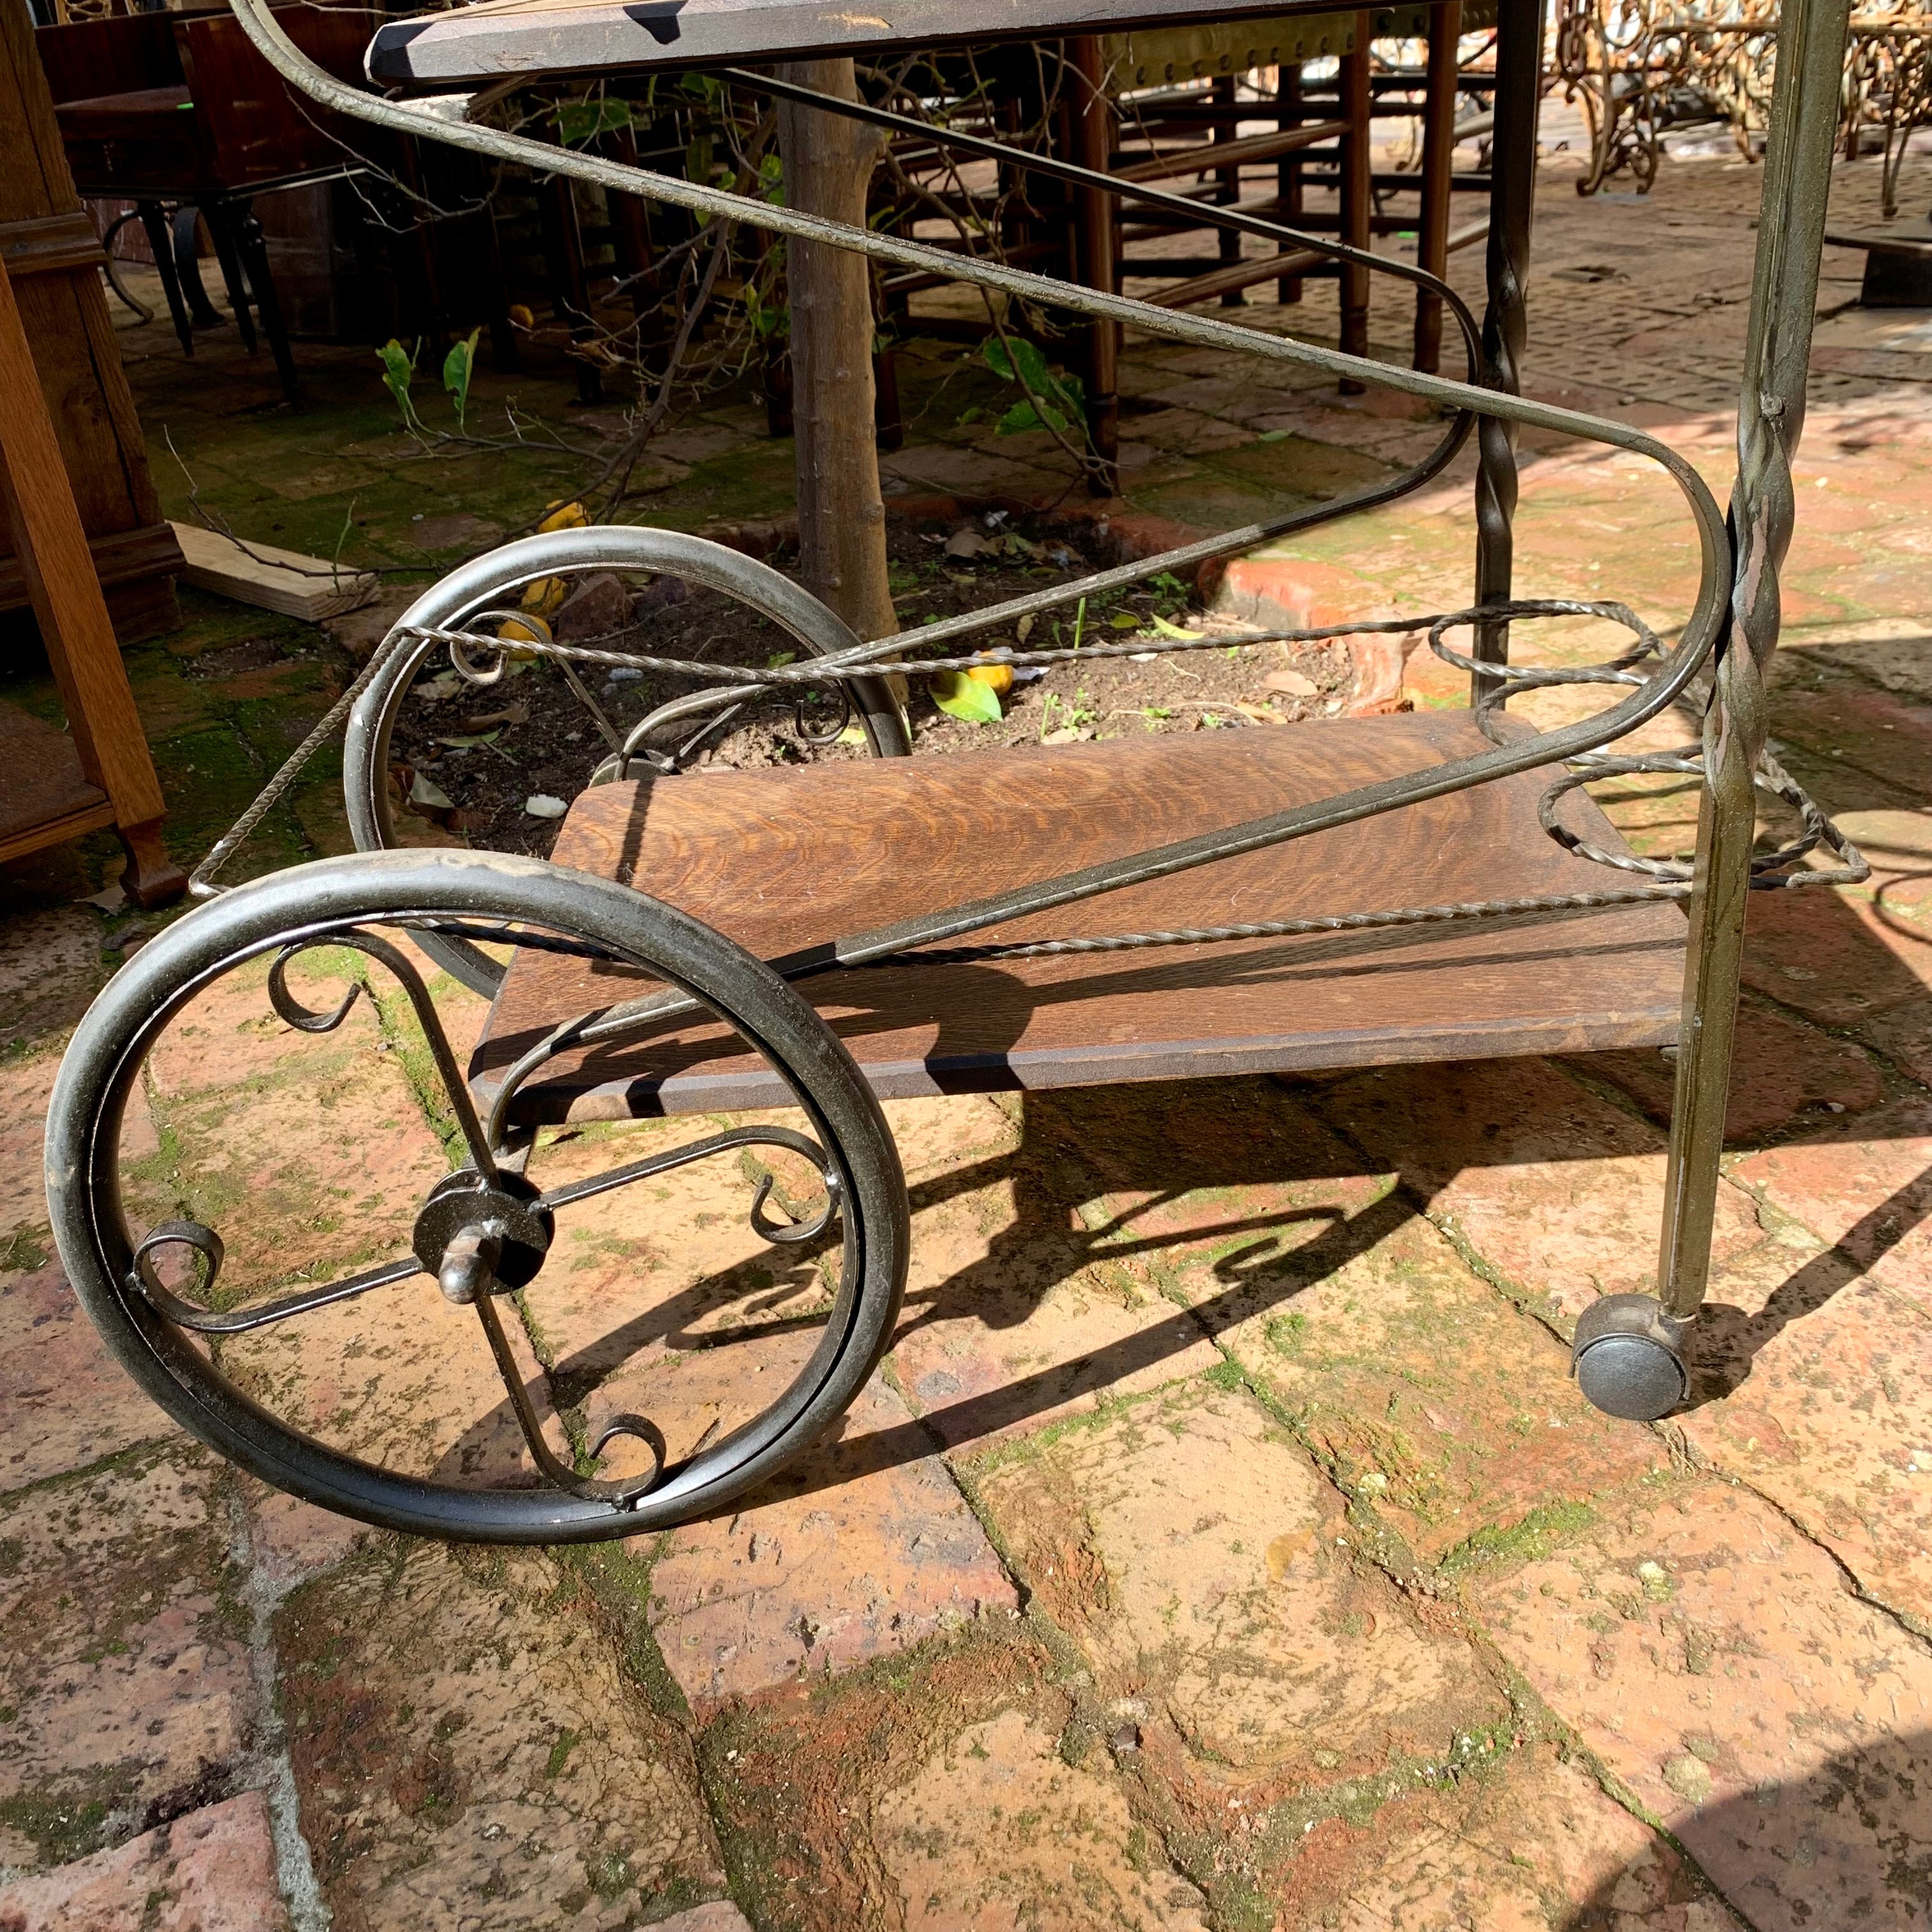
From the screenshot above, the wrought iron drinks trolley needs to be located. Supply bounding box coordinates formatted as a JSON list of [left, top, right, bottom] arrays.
[[45, 0, 1862, 1541]]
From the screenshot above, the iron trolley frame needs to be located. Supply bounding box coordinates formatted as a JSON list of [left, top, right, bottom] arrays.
[[42, 0, 1862, 1539]]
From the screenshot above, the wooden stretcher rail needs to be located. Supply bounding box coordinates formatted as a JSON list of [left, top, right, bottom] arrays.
[[367, 0, 1455, 84]]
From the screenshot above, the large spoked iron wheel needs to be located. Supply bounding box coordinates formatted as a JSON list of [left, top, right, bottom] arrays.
[[44, 850, 909, 1544], [342, 526, 910, 997]]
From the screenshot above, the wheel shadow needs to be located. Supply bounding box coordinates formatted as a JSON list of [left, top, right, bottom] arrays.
[[442, 854, 1932, 1487]]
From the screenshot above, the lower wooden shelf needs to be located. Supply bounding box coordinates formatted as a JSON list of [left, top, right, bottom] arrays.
[[471, 711, 1687, 1121]]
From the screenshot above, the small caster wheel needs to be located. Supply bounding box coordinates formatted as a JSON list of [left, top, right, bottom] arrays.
[[1570, 1294, 1689, 1421]]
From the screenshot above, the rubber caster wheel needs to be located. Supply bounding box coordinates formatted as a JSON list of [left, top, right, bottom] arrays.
[[1570, 1294, 1689, 1421], [44, 848, 909, 1544]]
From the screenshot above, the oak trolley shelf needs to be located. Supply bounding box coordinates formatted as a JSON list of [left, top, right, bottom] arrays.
[[475, 718, 1687, 1123], [41, 0, 1862, 1545]]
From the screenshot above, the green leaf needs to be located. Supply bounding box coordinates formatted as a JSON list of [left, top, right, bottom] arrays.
[[929, 670, 1002, 723], [1256, 428, 1291, 443], [1109, 610, 1140, 630], [376, 339, 420, 430], [441, 327, 480, 434], [553, 96, 631, 144], [995, 399, 1068, 436], [1007, 337, 1055, 392]]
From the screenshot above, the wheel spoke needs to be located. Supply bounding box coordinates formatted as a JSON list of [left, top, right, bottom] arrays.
[[270, 929, 501, 1179], [128, 1221, 422, 1333], [470, 1289, 665, 1506], [540, 1124, 838, 1241]]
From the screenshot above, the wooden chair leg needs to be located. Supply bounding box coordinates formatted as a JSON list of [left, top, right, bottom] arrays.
[[202, 202, 259, 353], [172, 205, 224, 329], [233, 200, 300, 404], [0, 254, 184, 906], [1277, 60, 1305, 305], [137, 201, 195, 354], [1213, 73, 1244, 306], [1414, 0, 1462, 372], [1070, 36, 1119, 494], [1338, 15, 1373, 392]]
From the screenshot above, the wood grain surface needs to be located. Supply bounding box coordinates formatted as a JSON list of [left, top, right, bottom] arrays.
[[473, 713, 1687, 1120], [0, 703, 111, 861], [367, 0, 1436, 85]]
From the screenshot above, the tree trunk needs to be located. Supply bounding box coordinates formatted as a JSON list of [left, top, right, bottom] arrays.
[[776, 60, 895, 641]]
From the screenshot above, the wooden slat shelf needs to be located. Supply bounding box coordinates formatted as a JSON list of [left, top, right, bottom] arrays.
[[471, 712, 1687, 1122]]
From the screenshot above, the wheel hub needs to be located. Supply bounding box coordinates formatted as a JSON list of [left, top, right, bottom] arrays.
[[411, 1170, 553, 1299]]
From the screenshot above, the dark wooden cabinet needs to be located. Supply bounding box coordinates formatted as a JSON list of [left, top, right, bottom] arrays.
[[0, 0, 180, 644]]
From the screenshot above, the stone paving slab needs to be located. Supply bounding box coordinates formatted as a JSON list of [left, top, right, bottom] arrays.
[[1212, 1209, 1667, 1563], [1576, 1000, 1886, 1145], [0, 1264, 178, 1496], [885, 1090, 1226, 1452], [972, 1377, 1510, 1787], [1292, 1747, 1742, 1932], [1474, 1479, 1932, 1932], [872, 1705, 1210, 1931], [1676, 1272, 1932, 1631], [1729, 1093, 1932, 1316], [0, 1447, 253, 1874], [0, 1790, 288, 1932], [1301, 1057, 1805, 1328], [275, 1543, 724, 1929], [1742, 884, 1932, 1091], [645, 1376, 1017, 1711]]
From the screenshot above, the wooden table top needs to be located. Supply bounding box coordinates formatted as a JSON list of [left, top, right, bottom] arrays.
[[366, 0, 1445, 86], [471, 712, 1687, 1122]]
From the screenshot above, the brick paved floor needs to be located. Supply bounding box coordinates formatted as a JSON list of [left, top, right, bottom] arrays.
[[4, 125, 1932, 1929]]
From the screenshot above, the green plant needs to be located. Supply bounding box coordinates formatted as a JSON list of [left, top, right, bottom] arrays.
[[376, 339, 422, 433], [441, 328, 481, 435], [980, 335, 1087, 437], [930, 670, 1001, 723], [553, 95, 631, 146]]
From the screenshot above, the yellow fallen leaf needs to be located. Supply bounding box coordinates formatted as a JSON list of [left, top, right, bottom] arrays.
[[539, 500, 588, 532], [519, 578, 567, 618], [967, 653, 1014, 696]]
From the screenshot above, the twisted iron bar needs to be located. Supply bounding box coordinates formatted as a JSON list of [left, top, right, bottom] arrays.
[[1654, 0, 1854, 1322], [1472, 0, 1543, 703]]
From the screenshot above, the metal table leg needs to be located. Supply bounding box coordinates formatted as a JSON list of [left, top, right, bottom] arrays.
[[135, 201, 195, 355], [1572, 0, 1855, 1419], [1471, 0, 1544, 703]]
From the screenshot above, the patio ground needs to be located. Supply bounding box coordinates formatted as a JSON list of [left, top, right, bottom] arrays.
[[3, 124, 1932, 1930]]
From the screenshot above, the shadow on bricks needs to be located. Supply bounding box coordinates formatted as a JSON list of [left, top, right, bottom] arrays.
[[490, 868, 1932, 1508], [1567, 1736, 1932, 1932]]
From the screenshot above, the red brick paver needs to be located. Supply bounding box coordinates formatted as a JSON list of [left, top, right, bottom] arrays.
[[1475, 1481, 1932, 1932], [0, 1791, 289, 1932]]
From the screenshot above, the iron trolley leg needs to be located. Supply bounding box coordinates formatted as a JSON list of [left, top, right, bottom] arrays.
[[1571, 0, 1853, 1421]]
